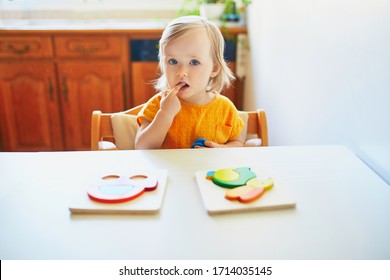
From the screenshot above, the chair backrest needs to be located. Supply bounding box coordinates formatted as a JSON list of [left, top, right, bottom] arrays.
[[91, 105, 268, 150]]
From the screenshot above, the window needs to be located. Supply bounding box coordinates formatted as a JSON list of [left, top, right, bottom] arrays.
[[1, 0, 180, 10]]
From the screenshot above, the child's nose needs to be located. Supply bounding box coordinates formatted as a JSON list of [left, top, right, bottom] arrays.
[[176, 65, 188, 77]]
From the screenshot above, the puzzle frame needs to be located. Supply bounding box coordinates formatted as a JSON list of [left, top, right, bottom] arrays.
[[195, 168, 296, 215], [69, 169, 168, 215]]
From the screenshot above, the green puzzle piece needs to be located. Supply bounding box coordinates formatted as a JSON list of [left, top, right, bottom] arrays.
[[211, 167, 257, 188]]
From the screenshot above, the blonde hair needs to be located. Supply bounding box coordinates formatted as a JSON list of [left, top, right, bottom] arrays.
[[155, 16, 235, 93]]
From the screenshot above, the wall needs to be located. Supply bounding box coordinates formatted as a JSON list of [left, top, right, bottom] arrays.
[[246, 0, 390, 183]]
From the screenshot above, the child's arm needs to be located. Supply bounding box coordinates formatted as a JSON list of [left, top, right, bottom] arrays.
[[135, 83, 184, 149]]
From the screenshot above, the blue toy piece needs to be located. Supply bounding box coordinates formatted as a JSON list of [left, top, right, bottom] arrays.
[[191, 137, 206, 148]]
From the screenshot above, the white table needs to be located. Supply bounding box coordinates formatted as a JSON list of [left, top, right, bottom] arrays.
[[1, 145, 389, 260]]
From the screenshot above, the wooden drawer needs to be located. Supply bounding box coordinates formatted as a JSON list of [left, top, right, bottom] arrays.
[[54, 36, 122, 58], [0, 36, 53, 59]]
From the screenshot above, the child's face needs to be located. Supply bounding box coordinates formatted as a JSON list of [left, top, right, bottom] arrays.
[[163, 28, 219, 103]]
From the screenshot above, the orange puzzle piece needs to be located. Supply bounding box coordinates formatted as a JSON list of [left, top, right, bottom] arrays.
[[225, 186, 266, 203]]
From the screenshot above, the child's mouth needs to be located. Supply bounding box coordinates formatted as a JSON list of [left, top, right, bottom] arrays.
[[178, 82, 189, 91]]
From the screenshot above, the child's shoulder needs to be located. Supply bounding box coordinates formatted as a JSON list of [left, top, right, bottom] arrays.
[[213, 92, 236, 107]]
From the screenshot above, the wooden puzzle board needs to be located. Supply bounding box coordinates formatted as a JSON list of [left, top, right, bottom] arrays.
[[69, 169, 167, 214], [195, 169, 296, 215]]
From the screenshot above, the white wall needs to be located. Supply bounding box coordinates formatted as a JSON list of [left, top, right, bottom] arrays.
[[246, 0, 390, 183]]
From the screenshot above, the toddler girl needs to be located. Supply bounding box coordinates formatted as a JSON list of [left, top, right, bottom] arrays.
[[135, 16, 244, 149]]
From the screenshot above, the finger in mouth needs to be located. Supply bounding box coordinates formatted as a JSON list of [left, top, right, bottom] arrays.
[[177, 82, 189, 90]]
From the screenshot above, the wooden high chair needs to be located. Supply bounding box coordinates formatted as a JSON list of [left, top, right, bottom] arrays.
[[91, 104, 268, 150]]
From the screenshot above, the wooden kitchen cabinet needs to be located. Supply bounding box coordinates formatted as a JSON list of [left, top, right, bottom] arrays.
[[131, 61, 160, 106], [0, 62, 63, 151], [0, 34, 127, 151], [57, 61, 125, 150], [54, 36, 127, 150], [0, 35, 64, 151]]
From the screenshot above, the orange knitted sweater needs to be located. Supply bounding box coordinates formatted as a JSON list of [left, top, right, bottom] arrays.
[[137, 92, 244, 149]]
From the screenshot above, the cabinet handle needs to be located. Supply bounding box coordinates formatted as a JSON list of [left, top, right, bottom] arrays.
[[7, 44, 30, 55], [62, 76, 68, 101], [76, 44, 99, 55], [48, 77, 54, 101]]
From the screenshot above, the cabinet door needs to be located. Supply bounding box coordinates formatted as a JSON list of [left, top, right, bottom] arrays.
[[0, 62, 63, 151], [224, 62, 243, 109], [131, 62, 159, 106], [57, 61, 125, 150]]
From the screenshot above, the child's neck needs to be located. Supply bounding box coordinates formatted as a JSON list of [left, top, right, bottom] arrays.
[[180, 91, 216, 105]]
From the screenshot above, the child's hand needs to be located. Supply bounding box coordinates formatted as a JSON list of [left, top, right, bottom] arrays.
[[191, 139, 227, 148], [201, 140, 243, 148], [203, 140, 222, 148], [160, 83, 184, 118]]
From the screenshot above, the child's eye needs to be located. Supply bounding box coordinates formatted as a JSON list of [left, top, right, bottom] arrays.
[[189, 59, 200, 65], [168, 59, 177, 65]]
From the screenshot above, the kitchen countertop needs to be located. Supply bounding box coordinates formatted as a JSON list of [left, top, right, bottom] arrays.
[[0, 18, 246, 32], [0, 18, 170, 30]]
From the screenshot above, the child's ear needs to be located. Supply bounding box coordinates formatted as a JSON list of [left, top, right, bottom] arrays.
[[210, 64, 220, 78]]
